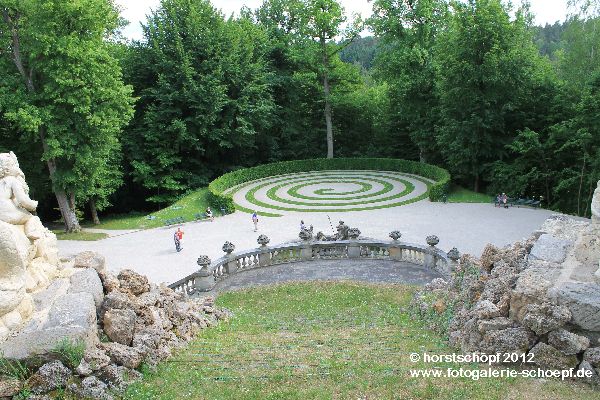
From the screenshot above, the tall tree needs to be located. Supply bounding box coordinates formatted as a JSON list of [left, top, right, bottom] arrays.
[[299, 0, 362, 158], [371, 0, 448, 162], [121, 0, 274, 204], [0, 0, 134, 231], [561, 0, 600, 88], [434, 0, 544, 191], [257, 0, 363, 159]]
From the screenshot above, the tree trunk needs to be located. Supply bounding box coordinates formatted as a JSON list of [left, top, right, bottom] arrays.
[[584, 177, 594, 218], [577, 154, 586, 216], [54, 189, 81, 232], [419, 149, 426, 163], [321, 37, 334, 159], [323, 74, 333, 159], [89, 199, 101, 225], [473, 173, 480, 193], [39, 127, 81, 232], [68, 192, 76, 212]]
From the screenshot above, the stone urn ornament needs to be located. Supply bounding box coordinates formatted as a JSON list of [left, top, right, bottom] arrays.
[[447, 248, 460, 262], [197, 255, 211, 270], [389, 231, 402, 241], [257, 234, 270, 247], [347, 228, 361, 240], [426, 235, 440, 247], [222, 241, 235, 255]]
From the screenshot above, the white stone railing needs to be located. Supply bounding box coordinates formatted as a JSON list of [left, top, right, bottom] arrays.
[[169, 234, 460, 297]]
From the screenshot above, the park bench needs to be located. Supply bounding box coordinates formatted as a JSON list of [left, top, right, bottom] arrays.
[[164, 216, 185, 226], [194, 213, 213, 221], [517, 199, 541, 208]]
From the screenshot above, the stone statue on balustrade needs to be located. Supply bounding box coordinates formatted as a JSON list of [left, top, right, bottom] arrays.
[[335, 221, 350, 240], [314, 221, 352, 241], [0, 152, 60, 339], [299, 224, 314, 241]]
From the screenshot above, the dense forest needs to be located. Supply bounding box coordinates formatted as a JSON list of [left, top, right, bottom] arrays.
[[1, 0, 599, 231]]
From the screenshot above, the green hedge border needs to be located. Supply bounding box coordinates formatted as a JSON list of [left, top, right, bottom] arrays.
[[208, 158, 451, 215]]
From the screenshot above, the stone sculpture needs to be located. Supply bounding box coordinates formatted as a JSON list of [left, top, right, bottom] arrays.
[[592, 180, 600, 224], [335, 221, 349, 240], [0, 152, 59, 339], [314, 222, 359, 242], [299, 225, 314, 241]]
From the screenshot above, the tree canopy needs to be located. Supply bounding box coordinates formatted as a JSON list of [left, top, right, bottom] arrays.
[[1, 0, 599, 223]]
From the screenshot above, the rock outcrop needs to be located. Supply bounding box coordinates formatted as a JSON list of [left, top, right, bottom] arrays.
[[412, 214, 600, 384], [0, 255, 231, 398]]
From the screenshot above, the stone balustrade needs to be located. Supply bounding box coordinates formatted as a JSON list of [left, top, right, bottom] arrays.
[[169, 233, 460, 297]]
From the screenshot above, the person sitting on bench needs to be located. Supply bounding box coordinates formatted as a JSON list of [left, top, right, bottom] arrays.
[[205, 207, 214, 221]]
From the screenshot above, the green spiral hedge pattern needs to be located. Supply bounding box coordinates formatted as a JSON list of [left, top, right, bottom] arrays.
[[208, 158, 451, 215]]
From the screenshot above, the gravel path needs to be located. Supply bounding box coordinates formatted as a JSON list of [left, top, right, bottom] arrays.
[[57, 201, 573, 285]]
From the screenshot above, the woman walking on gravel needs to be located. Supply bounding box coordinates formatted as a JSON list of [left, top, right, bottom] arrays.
[[252, 212, 259, 232]]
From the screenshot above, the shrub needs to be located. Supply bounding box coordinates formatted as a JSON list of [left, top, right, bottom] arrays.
[[0, 357, 32, 381], [51, 338, 86, 369], [208, 158, 451, 212]]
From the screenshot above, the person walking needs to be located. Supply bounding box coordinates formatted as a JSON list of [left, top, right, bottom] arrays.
[[501, 193, 508, 209], [174, 227, 184, 252], [252, 212, 259, 232]]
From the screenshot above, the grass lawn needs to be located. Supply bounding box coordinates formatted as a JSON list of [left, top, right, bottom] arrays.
[[52, 230, 108, 241], [85, 188, 212, 230], [447, 185, 492, 203], [124, 282, 598, 400]]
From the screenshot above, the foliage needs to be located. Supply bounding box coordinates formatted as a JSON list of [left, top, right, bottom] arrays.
[[339, 36, 379, 70], [13, 388, 32, 400], [51, 338, 86, 369], [533, 21, 569, 59], [208, 157, 451, 213], [0, 357, 32, 381], [446, 186, 493, 203], [0, 0, 135, 230], [411, 290, 459, 337], [434, 0, 547, 192], [2, 0, 600, 222], [85, 187, 212, 230], [120, 0, 275, 205], [372, 0, 448, 162]]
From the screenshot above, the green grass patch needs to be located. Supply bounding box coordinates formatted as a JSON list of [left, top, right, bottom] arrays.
[[53, 231, 108, 241], [124, 282, 598, 400], [447, 186, 492, 203], [51, 338, 85, 369], [84, 188, 213, 230]]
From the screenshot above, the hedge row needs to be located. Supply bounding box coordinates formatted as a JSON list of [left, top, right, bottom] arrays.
[[208, 158, 451, 213]]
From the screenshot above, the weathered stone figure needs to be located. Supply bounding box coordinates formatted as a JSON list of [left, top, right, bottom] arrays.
[[0, 152, 41, 232], [591, 180, 600, 223], [0, 152, 60, 339]]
